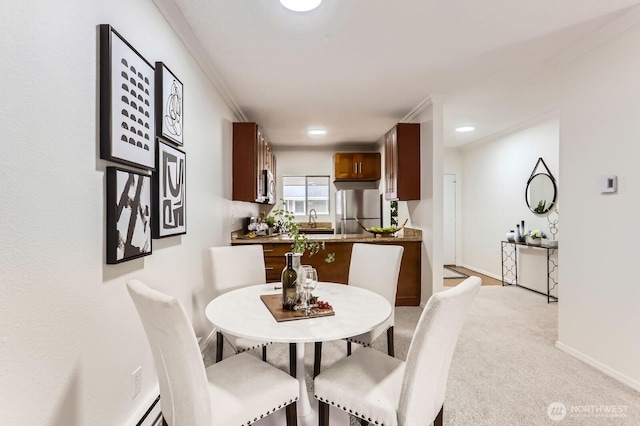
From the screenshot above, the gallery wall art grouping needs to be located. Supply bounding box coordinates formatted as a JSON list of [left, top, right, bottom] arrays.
[[99, 24, 187, 264]]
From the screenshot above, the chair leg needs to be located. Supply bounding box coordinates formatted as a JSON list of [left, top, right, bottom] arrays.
[[387, 326, 395, 357], [434, 404, 443, 426], [215, 331, 224, 363], [286, 401, 297, 426], [314, 342, 323, 378], [347, 341, 352, 356], [262, 345, 267, 362], [318, 400, 330, 426], [289, 343, 296, 377]]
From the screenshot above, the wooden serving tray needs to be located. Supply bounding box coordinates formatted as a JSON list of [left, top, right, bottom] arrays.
[[260, 294, 335, 322]]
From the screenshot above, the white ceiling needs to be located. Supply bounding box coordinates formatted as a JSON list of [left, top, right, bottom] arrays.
[[155, 0, 640, 148]]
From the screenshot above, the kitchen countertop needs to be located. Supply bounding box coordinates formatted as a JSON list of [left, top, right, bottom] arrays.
[[231, 227, 422, 243]]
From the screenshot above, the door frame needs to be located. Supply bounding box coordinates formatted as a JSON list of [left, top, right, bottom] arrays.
[[443, 173, 457, 265]]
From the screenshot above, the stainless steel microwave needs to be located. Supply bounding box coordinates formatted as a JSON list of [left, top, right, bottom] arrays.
[[264, 170, 275, 204]]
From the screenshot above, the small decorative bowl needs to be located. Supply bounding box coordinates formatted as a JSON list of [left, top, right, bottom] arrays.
[[355, 218, 408, 237]]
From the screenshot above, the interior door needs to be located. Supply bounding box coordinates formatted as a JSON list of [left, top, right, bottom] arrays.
[[443, 174, 456, 265]]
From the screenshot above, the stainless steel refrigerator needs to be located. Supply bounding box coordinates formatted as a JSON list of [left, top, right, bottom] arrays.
[[335, 189, 382, 234]]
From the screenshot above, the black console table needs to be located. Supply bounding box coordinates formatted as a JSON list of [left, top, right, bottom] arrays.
[[501, 241, 558, 303]]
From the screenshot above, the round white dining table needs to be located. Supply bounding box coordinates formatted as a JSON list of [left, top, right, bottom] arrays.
[[205, 282, 392, 425]]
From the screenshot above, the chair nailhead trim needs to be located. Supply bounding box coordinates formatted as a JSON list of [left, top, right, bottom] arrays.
[[242, 398, 298, 425], [233, 341, 273, 353], [315, 395, 383, 425]]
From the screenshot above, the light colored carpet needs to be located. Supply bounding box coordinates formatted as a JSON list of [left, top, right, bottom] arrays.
[[204, 285, 640, 425]]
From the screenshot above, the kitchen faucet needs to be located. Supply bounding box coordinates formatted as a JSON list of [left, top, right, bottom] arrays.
[[308, 208, 317, 228]]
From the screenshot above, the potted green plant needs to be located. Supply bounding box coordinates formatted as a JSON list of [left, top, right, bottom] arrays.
[[271, 202, 334, 263], [264, 215, 276, 235]]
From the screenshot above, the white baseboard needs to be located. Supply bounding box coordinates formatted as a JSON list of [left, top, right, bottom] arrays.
[[555, 341, 640, 392], [457, 263, 502, 281], [124, 385, 161, 426]]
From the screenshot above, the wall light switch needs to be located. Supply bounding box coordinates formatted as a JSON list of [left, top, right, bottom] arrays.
[[599, 175, 617, 193]]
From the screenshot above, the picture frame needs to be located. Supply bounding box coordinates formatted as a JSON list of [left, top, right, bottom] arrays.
[[153, 140, 186, 238], [99, 24, 155, 170], [155, 62, 184, 146], [106, 167, 152, 264]]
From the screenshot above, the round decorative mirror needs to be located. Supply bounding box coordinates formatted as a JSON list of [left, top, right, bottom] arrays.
[[526, 173, 557, 214]]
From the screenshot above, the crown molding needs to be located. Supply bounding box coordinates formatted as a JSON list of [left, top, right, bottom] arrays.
[[546, 4, 640, 67], [401, 94, 447, 123], [461, 109, 559, 151], [152, 0, 247, 122]]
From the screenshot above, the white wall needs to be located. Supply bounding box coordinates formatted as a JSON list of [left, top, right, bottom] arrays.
[[556, 21, 640, 390], [458, 119, 559, 294], [0, 1, 258, 424]]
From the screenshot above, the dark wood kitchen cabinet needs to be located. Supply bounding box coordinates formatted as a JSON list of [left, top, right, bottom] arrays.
[[236, 240, 421, 306], [384, 123, 420, 201], [232, 122, 276, 204], [334, 152, 381, 181]]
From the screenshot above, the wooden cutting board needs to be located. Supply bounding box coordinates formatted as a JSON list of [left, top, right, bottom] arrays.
[[260, 294, 335, 322]]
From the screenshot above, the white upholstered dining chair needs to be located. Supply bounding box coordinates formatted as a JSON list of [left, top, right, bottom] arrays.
[[209, 245, 271, 362], [313, 243, 404, 377], [313, 276, 481, 426], [126, 279, 299, 426]]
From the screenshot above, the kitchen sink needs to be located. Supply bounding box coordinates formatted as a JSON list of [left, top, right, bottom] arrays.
[[296, 222, 335, 235]]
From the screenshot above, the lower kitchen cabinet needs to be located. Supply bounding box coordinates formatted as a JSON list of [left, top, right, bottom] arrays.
[[236, 240, 421, 306]]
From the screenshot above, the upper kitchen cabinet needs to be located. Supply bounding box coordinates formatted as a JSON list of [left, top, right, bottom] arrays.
[[334, 152, 381, 181], [384, 123, 420, 201], [233, 122, 276, 204]]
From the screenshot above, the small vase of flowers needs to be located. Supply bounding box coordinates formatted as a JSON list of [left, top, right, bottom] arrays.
[[524, 229, 547, 246]]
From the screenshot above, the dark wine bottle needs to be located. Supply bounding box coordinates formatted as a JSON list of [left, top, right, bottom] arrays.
[[281, 253, 298, 310]]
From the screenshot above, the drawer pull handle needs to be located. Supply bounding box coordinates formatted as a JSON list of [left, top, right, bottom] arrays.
[[263, 249, 274, 253], [265, 267, 274, 271]]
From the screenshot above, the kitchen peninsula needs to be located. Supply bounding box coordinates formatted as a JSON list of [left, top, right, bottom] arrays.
[[232, 228, 422, 306]]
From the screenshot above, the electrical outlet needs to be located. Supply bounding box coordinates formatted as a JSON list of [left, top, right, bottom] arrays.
[[132, 366, 141, 399]]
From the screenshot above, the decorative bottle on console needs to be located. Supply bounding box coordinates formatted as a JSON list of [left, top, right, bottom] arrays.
[[516, 224, 523, 243], [281, 252, 299, 310]]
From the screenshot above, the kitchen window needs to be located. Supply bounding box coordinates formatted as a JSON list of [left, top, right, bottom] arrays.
[[282, 176, 330, 216]]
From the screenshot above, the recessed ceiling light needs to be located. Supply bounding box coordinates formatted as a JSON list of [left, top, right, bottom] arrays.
[[308, 129, 327, 136], [280, 0, 322, 12], [455, 126, 475, 132]]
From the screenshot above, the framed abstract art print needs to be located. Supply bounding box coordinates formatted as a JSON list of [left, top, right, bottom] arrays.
[[155, 62, 184, 146], [99, 24, 155, 170], [153, 140, 186, 238], [106, 167, 152, 263]]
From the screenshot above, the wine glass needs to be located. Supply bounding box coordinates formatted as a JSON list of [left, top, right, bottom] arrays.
[[301, 266, 318, 316]]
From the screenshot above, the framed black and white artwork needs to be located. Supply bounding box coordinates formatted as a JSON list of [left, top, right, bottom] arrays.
[[106, 167, 152, 264], [153, 141, 186, 238], [99, 24, 155, 170], [155, 62, 184, 146]]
